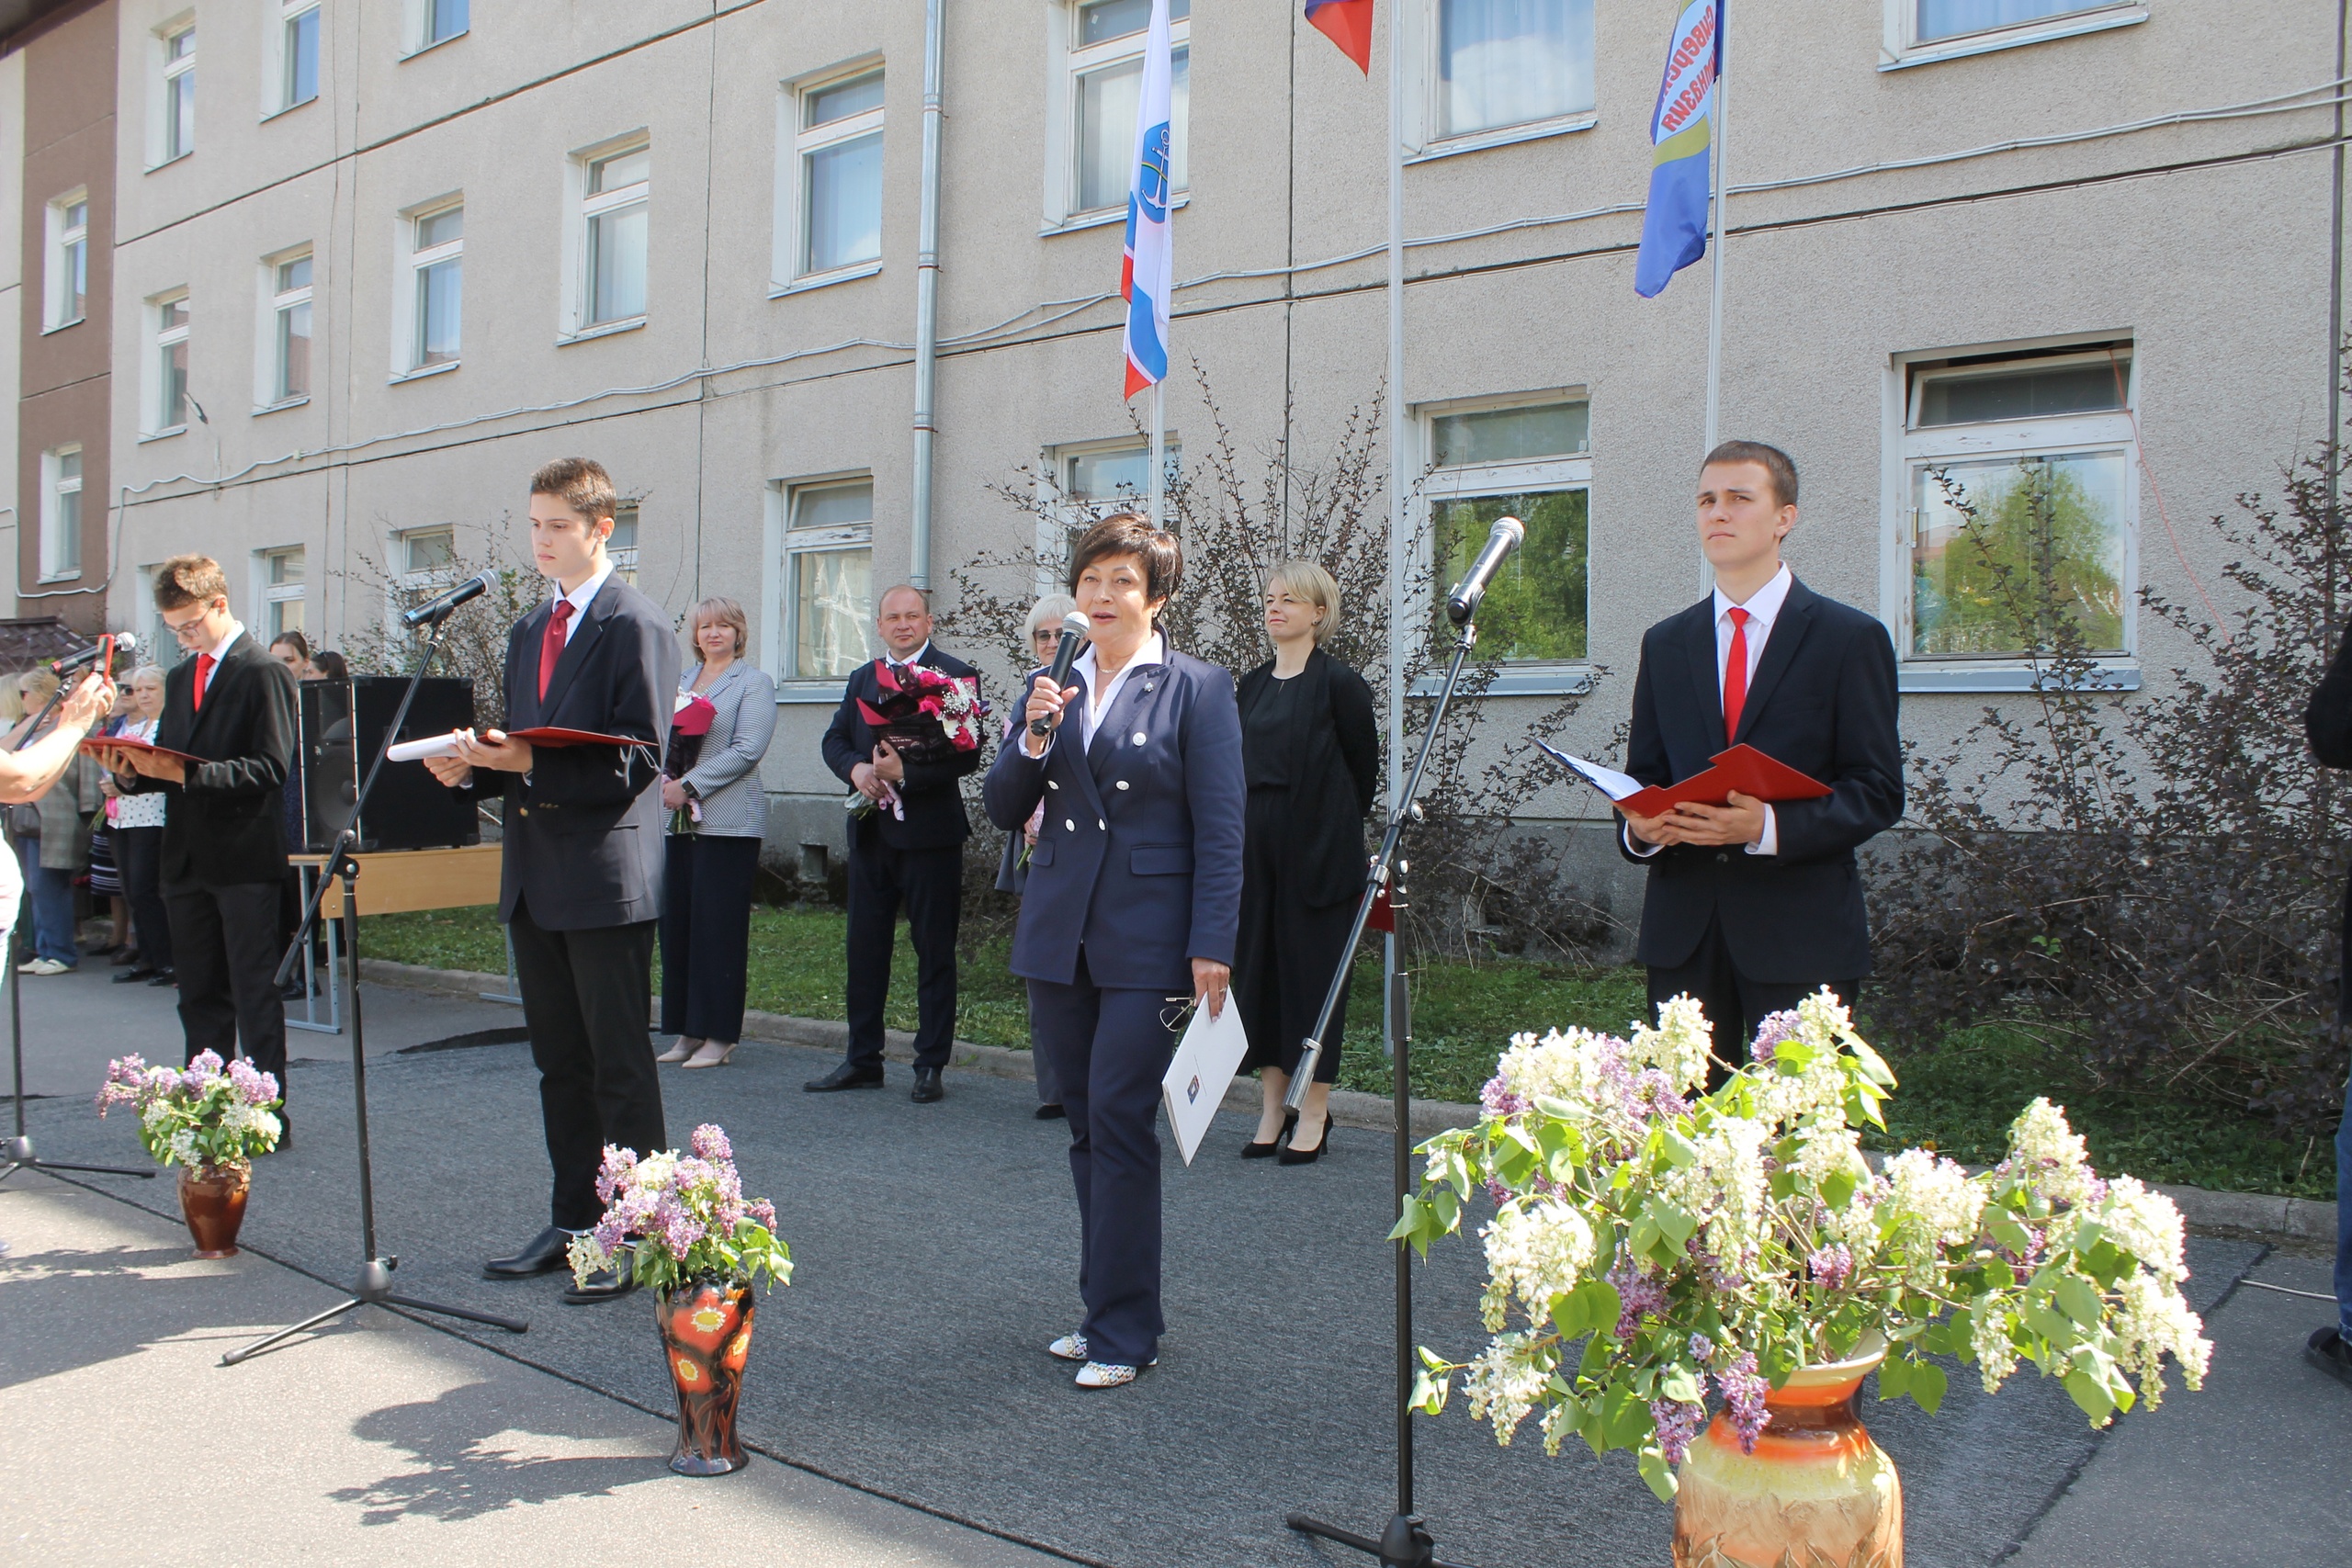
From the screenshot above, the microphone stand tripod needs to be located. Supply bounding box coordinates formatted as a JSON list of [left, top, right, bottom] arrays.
[[224, 612, 527, 1365], [2, 674, 153, 1185], [1283, 619, 1481, 1568]]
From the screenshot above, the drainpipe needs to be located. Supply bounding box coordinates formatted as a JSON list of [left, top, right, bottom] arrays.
[[908, 0, 945, 591]]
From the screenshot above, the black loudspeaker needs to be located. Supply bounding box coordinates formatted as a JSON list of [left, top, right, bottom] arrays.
[[299, 676, 480, 853]]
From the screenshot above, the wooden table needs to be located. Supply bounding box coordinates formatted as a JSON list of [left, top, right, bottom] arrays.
[[287, 842, 509, 1032]]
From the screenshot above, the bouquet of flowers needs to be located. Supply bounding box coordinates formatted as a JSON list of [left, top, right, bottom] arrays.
[[1395, 990, 2211, 1502], [568, 1123, 794, 1294], [96, 1050, 283, 1170], [664, 690, 718, 833], [856, 660, 984, 769]]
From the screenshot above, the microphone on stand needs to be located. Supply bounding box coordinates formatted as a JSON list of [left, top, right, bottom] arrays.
[[401, 570, 497, 627], [1444, 515, 1526, 626], [1030, 611, 1094, 738], [51, 630, 137, 676]]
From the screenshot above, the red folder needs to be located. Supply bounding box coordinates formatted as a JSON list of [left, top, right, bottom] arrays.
[[1616, 744, 1833, 818], [82, 735, 203, 766], [497, 727, 652, 750]]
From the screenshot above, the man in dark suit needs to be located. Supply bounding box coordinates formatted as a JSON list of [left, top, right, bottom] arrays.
[[810, 584, 984, 1102], [422, 458, 677, 1303], [104, 556, 300, 1124], [1618, 441, 1903, 1069]]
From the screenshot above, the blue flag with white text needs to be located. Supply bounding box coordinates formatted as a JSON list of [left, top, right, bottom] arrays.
[[1634, 0, 1722, 299]]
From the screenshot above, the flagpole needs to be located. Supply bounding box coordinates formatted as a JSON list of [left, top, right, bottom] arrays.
[[1148, 380, 1167, 528], [1383, 0, 1408, 1501], [1703, 2, 1728, 454]]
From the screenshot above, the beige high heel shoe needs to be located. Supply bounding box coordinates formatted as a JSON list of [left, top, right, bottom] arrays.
[[681, 1040, 739, 1069], [656, 1036, 702, 1065]]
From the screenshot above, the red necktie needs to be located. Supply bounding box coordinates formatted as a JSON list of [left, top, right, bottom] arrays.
[[192, 653, 215, 713], [1723, 606, 1751, 744], [538, 599, 575, 703]]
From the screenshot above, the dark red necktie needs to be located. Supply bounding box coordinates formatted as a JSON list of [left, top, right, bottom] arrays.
[[1723, 606, 1751, 744], [538, 599, 575, 703], [192, 653, 215, 713]]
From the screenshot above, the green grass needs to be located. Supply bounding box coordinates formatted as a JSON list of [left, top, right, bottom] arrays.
[[364, 904, 2336, 1199]]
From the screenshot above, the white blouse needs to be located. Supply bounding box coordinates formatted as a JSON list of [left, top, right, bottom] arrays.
[[110, 720, 168, 829]]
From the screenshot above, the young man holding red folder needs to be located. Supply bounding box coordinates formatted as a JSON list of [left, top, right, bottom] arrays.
[[1619, 441, 1902, 1067], [423, 458, 677, 1303]]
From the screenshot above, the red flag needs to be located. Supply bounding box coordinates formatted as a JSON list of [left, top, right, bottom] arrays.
[[1305, 0, 1374, 74]]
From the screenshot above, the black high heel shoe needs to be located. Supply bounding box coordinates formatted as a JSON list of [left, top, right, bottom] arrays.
[[1241, 1110, 1298, 1158], [1278, 1108, 1330, 1165]]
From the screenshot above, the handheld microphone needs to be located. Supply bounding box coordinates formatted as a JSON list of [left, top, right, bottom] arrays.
[[401, 570, 497, 627], [51, 630, 136, 676], [1029, 611, 1093, 737], [1444, 515, 1526, 626]]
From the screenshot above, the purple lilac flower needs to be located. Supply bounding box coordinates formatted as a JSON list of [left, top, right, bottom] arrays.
[[691, 1122, 733, 1162], [1809, 1243, 1854, 1292], [1485, 1179, 1512, 1205], [748, 1198, 777, 1230], [1714, 1353, 1770, 1454], [1479, 1074, 1528, 1117], [1629, 1068, 1689, 1123], [1608, 1258, 1668, 1339], [1688, 1333, 1714, 1362], [1749, 1010, 1804, 1064], [1650, 1398, 1706, 1466]]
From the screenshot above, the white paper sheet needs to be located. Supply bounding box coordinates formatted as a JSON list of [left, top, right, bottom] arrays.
[[1160, 998, 1250, 1166], [385, 733, 465, 762], [1532, 738, 1642, 802]]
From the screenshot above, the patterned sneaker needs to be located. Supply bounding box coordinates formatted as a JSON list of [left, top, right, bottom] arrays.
[[1047, 1332, 1089, 1362], [1075, 1360, 1144, 1389]]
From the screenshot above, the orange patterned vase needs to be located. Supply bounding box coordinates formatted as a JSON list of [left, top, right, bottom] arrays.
[[177, 1163, 250, 1259], [655, 1278, 755, 1476], [1673, 1338, 1903, 1568]]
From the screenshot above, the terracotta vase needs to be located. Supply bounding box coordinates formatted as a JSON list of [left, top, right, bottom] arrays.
[[1673, 1337, 1903, 1568], [177, 1162, 251, 1258], [655, 1278, 755, 1476]]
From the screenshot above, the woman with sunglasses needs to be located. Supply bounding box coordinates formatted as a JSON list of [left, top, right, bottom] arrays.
[[984, 513, 1244, 1392], [995, 593, 1080, 1120]]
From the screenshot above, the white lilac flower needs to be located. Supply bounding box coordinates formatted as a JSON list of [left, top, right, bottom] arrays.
[[1971, 1295, 2021, 1393], [2098, 1177, 2188, 1281], [1631, 994, 1713, 1093], [2007, 1098, 2098, 1208], [1477, 1198, 1597, 1332], [1879, 1149, 1985, 1281], [165, 1128, 198, 1167], [1462, 1330, 1553, 1446], [2111, 1269, 2211, 1409], [1790, 1124, 1871, 1197], [1659, 1118, 1770, 1269]]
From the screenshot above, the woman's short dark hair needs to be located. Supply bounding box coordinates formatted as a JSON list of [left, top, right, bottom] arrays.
[[1068, 513, 1182, 607], [310, 650, 348, 682], [269, 629, 312, 660]]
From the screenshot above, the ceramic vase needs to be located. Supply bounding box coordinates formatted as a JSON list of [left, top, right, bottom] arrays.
[[1672, 1337, 1903, 1568], [177, 1162, 250, 1258], [655, 1277, 755, 1476]]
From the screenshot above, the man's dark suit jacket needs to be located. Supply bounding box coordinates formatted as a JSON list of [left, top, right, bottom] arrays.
[[820, 647, 984, 853], [2304, 635, 2352, 1019], [465, 577, 677, 931], [126, 633, 299, 891], [1619, 575, 1903, 981]]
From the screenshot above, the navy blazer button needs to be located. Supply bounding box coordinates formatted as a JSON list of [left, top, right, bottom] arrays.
[[1115, 780, 1129, 790], [1715, 852, 1729, 863], [1098, 818, 1106, 829], [1047, 780, 1059, 790], [1143, 682, 1154, 692], [1065, 818, 1076, 832], [1132, 731, 1146, 746]]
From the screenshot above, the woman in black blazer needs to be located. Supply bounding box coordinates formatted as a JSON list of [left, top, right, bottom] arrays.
[[1232, 561, 1380, 1163]]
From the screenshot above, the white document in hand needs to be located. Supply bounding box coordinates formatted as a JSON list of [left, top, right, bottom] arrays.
[[1160, 999, 1250, 1166], [1532, 738, 1642, 802], [385, 733, 466, 762]]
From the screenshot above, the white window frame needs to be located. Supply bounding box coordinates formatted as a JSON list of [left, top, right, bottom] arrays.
[[402, 0, 469, 58], [1402, 0, 1600, 164], [1881, 0, 2146, 71], [257, 246, 313, 410], [774, 61, 886, 294], [265, 0, 321, 118], [42, 191, 88, 333], [610, 502, 641, 587], [563, 133, 650, 339], [391, 197, 463, 378], [39, 446, 84, 583], [764, 475, 878, 699], [1040, 2, 1191, 235], [1882, 342, 2141, 691], [145, 288, 192, 438], [1035, 435, 1182, 590], [1416, 391, 1595, 694], [152, 17, 197, 168], [256, 546, 307, 640]]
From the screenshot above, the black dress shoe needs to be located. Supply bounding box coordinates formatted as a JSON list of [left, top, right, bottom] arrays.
[[114, 966, 160, 984], [1034, 1101, 1066, 1120], [147, 968, 176, 987], [484, 1225, 575, 1279], [803, 1063, 885, 1092], [1242, 1111, 1298, 1159], [563, 1267, 639, 1304], [911, 1066, 944, 1103], [2309, 1325, 2352, 1389], [1278, 1110, 1329, 1165]]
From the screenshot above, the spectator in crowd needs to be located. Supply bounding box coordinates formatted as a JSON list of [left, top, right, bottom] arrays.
[[12, 669, 95, 976], [1232, 561, 1380, 1164], [268, 630, 311, 675], [91, 680, 135, 964], [2301, 638, 2352, 1389], [996, 593, 1079, 1120], [106, 666, 174, 986], [655, 596, 777, 1071], [309, 649, 348, 682], [0, 670, 118, 950], [267, 634, 313, 998]]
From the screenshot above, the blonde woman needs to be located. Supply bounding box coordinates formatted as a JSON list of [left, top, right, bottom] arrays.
[[1232, 561, 1380, 1163], [11, 668, 91, 975]]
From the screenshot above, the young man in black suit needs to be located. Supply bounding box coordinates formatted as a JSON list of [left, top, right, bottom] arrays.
[[422, 458, 678, 1303], [1618, 441, 1903, 1069], [810, 584, 983, 1102], [103, 556, 300, 1129]]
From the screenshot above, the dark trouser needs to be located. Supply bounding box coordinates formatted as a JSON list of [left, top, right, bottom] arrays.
[[2335, 1060, 2351, 1337], [117, 828, 172, 971], [1028, 949, 1179, 1369], [1646, 914, 1860, 1079], [164, 880, 288, 1093], [1234, 787, 1355, 1083], [660, 833, 762, 1044], [509, 898, 667, 1232], [844, 837, 961, 1074]]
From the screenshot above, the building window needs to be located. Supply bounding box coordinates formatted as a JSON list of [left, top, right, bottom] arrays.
[[409, 0, 469, 53], [40, 446, 83, 582], [1066, 0, 1188, 220], [1902, 347, 2136, 663], [274, 1, 320, 114], [1423, 397, 1591, 664], [267, 252, 312, 404], [261, 547, 305, 639], [783, 480, 877, 681], [151, 291, 191, 434], [1917, 0, 2116, 43], [1432, 0, 1596, 143], [580, 142, 650, 328], [401, 526, 456, 576], [44, 193, 87, 331], [786, 68, 884, 282], [407, 202, 463, 370], [1886, 0, 2143, 64], [158, 21, 196, 164], [610, 503, 640, 587]]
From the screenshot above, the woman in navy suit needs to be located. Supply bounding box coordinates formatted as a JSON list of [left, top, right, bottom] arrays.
[[983, 513, 1245, 1390]]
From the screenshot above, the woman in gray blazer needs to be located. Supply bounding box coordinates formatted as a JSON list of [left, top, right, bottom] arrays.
[[655, 596, 778, 1068]]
